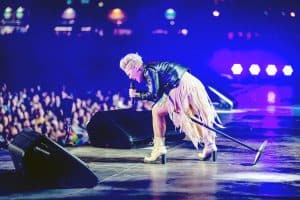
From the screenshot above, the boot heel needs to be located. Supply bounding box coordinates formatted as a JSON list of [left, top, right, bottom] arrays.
[[161, 154, 167, 164], [212, 151, 217, 162], [199, 150, 217, 161]]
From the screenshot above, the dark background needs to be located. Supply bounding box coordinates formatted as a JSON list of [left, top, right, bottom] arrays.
[[0, 0, 299, 95]]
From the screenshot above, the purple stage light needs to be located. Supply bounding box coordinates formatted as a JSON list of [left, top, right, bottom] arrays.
[[227, 32, 234, 40], [152, 29, 168, 35], [246, 32, 252, 40], [169, 20, 175, 26]]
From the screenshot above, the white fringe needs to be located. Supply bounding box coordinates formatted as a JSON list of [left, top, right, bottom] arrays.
[[167, 72, 219, 149]]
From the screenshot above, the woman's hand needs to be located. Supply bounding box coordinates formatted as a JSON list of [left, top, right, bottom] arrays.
[[129, 88, 136, 98]]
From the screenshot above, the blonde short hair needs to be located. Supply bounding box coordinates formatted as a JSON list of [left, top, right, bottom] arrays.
[[120, 53, 143, 71]]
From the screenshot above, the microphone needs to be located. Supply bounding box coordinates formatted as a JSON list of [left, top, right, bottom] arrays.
[[129, 81, 136, 107]]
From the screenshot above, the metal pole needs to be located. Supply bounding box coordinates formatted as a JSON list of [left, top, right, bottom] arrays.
[[190, 116, 257, 152]]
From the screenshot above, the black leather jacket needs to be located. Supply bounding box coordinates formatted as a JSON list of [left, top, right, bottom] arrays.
[[135, 62, 188, 102]]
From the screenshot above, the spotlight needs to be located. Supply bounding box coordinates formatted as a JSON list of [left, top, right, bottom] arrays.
[[66, 0, 72, 5], [169, 20, 175, 25], [249, 64, 261, 75], [165, 8, 176, 20], [16, 7, 25, 20], [3, 7, 13, 20], [212, 10, 220, 17], [178, 28, 188, 36], [282, 65, 293, 76], [290, 11, 296, 17], [231, 64, 243, 75], [62, 7, 76, 20], [98, 1, 104, 7], [266, 64, 277, 76], [108, 8, 127, 25]]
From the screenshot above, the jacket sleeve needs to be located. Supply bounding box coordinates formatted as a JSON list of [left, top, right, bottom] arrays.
[[135, 68, 160, 102]]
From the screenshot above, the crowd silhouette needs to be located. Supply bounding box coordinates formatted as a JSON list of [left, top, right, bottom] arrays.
[[0, 83, 152, 148]]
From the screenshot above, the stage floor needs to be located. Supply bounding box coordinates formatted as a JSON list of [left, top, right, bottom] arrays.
[[0, 105, 300, 199]]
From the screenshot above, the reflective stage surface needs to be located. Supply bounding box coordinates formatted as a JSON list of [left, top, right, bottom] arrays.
[[0, 104, 299, 199]]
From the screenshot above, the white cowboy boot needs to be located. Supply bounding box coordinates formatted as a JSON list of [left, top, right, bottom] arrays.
[[144, 137, 167, 164], [198, 132, 217, 161]]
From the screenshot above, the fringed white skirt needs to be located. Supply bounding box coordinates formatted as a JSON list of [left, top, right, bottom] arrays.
[[166, 72, 219, 149]]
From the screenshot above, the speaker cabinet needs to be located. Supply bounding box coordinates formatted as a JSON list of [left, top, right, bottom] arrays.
[[87, 109, 184, 149], [8, 130, 98, 188]]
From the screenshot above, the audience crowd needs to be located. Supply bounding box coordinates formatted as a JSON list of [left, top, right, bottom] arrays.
[[0, 83, 152, 149]]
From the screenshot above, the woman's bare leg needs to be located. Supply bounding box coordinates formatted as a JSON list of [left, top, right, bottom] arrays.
[[152, 101, 169, 138], [144, 101, 169, 163]]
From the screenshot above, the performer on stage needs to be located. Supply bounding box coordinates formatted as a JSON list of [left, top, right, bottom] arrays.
[[120, 53, 220, 163]]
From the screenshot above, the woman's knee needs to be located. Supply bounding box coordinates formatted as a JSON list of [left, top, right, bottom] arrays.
[[152, 103, 168, 117]]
